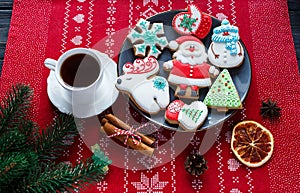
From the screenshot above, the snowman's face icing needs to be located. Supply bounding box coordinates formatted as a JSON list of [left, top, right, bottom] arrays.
[[212, 19, 240, 55]]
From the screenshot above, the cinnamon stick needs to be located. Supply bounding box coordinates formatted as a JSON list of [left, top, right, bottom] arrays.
[[101, 122, 154, 157], [105, 114, 155, 146]]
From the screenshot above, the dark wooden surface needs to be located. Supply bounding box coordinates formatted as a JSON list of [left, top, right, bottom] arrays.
[[0, 0, 299, 75], [288, 0, 300, 69], [0, 0, 13, 74]]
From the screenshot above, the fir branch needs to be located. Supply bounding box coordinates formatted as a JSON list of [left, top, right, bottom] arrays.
[[0, 84, 33, 133], [35, 114, 79, 162], [0, 119, 38, 157], [19, 158, 109, 193], [0, 152, 38, 190], [0, 85, 111, 193], [0, 130, 28, 157]]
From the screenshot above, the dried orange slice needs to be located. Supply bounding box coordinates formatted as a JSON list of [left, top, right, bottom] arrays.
[[231, 120, 274, 167]]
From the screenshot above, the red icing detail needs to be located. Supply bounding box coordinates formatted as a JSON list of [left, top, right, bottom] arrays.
[[125, 56, 158, 74], [172, 4, 201, 35], [165, 100, 185, 121], [171, 60, 211, 79], [172, 4, 212, 39], [223, 31, 230, 36], [195, 13, 212, 39]]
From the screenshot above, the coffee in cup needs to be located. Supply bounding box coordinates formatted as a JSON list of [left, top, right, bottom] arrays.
[[60, 53, 100, 88], [45, 48, 119, 118]]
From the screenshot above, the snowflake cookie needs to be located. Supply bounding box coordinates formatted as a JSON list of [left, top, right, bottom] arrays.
[[127, 19, 169, 58]]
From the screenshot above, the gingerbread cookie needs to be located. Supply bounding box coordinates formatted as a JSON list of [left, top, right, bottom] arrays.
[[207, 19, 244, 68], [127, 19, 169, 58], [203, 69, 242, 111], [163, 36, 219, 99], [172, 4, 212, 39], [165, 100, 185, 124], [116, 57, 170, 114], [165, 100, 208, 131]]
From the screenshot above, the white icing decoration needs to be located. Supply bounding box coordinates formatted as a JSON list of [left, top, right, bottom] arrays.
[[173, 5, 201, 34], [208, 19, 244, 68], [178, 101, 208, 131], [208, 42, 244, 68], [168, 101, 183, 114], [116, 57, 170, 114]]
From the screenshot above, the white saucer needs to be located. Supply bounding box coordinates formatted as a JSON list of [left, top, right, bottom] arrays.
[[47, 56, 119, 118]]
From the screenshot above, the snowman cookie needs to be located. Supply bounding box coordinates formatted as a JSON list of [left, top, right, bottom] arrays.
[[165, 100, 208, 131], [207, 19, 244, 68], [127, 19, 169, 58], [116, 57, 170, 114]]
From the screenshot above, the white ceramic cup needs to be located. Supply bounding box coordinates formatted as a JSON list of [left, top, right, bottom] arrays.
[[45, 48, 119, 118]]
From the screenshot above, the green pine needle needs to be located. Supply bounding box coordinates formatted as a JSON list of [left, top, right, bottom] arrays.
[[0, 84, 33, 133], [0, 84, 111, 193], [20, 159, 109, 193], [0, 151, 38, 190], [35, 114, 79, 162], [0, 130, 28, 157]]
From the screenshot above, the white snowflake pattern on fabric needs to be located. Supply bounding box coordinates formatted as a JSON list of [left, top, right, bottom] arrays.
[[105, 28, 116, 36], [158, 149, 167, 155], [97, 181, 108, 192], [218, 4, 225, 10], [106, 16, 116, 25], [137, 154, 162, 169], [161, 166, 168, 172], [131, 172, 168, 193], [230, 188, 242, 193], [192, 179, 203, 191], [190, 136, 201, 147], [107, 6, 116, 14], [232, 176, 239, 183], [105, 38, 115, 47], [99, 136, 110, 149], [76, 5, 83, 11], [185, 0, 194, 4], [228, 158, 241, 171], [152, 129, 169, 143]]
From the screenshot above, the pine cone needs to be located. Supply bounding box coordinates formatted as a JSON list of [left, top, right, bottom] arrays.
[[184, 153, 208, 176]]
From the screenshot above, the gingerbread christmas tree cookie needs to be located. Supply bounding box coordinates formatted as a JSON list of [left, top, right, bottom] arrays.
[[203, 69, 242, 111]]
